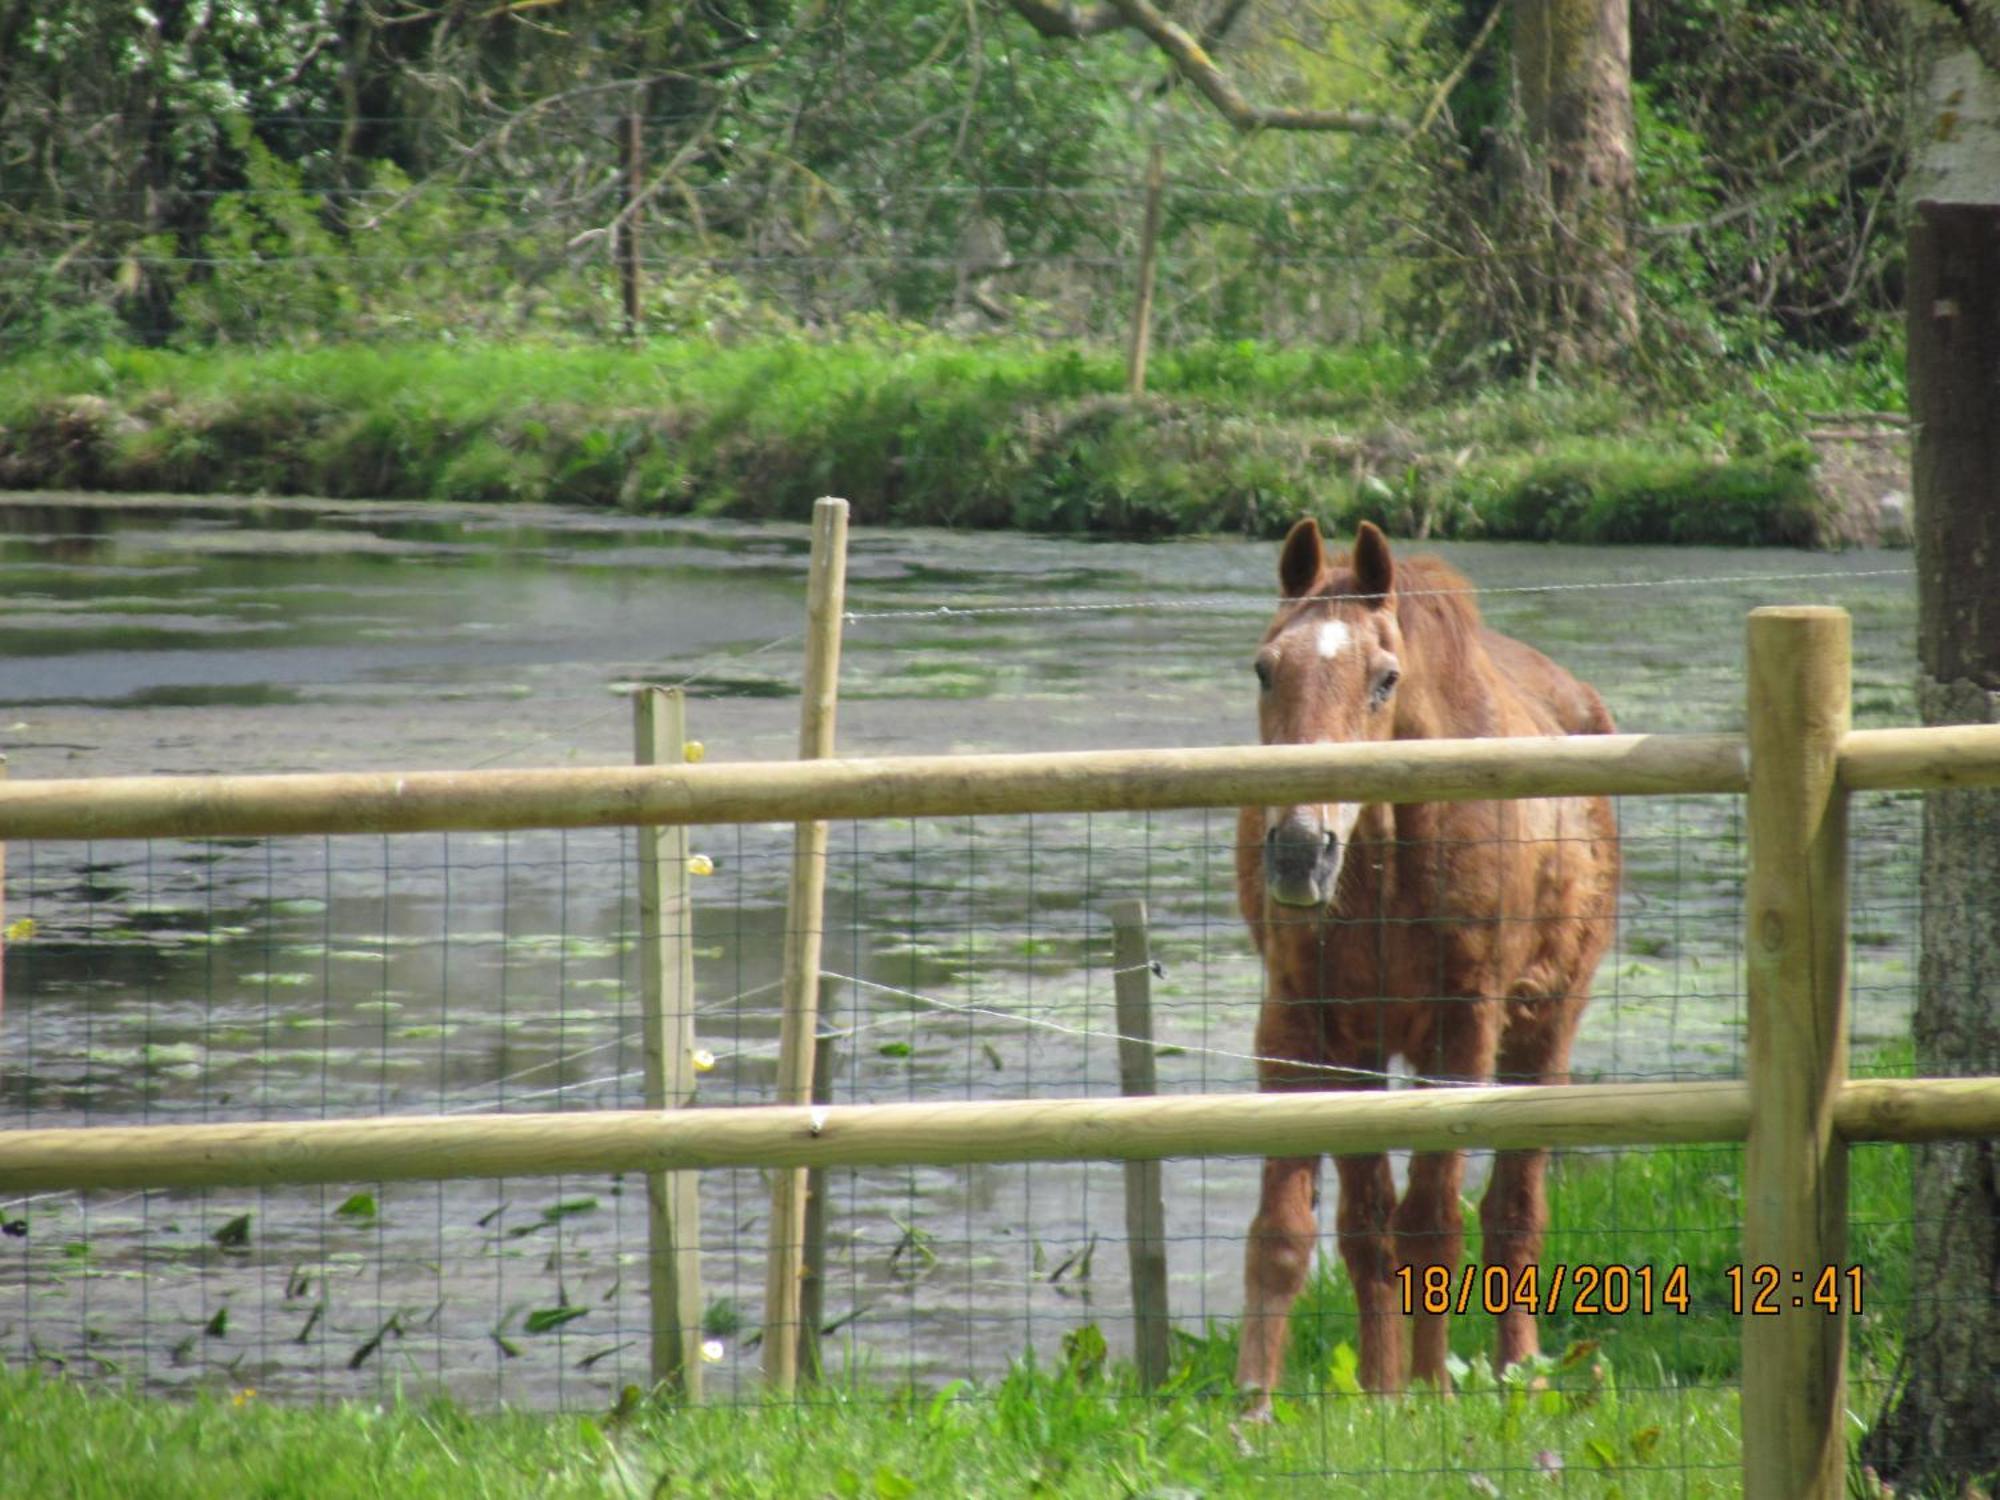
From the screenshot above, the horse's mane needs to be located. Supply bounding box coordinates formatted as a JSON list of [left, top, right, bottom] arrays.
[[1325, 552, 1483, 654]]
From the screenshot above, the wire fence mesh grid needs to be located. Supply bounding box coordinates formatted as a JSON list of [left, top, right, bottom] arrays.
[[0, 778, 1923, 1446]]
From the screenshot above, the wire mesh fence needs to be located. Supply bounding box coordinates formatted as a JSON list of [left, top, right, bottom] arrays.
[[0, 778, 1924, 1430]]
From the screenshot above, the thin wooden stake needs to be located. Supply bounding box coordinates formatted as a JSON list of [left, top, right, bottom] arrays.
[[636, 687, 702, 1399], [620, 108, 643, 340], [796, 1023, 836, 1379], [762, 497, 850, 1393], [1109, 898, 1171, 1389], [1741, 607, 1850, 1500], [1126, 144, 1165, 396]]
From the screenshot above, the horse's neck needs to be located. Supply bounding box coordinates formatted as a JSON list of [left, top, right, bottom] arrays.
[[1390, 630, 1497, 742]]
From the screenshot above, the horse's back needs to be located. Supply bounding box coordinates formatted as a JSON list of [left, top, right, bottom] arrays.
[[1478, 628, 1617, 738]]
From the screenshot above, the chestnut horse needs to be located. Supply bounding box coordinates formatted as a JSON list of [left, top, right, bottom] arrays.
[[1234, 519, 1619, 1415]]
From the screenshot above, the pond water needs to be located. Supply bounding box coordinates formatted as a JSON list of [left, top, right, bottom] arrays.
[[0, 494, 1920, 1406]]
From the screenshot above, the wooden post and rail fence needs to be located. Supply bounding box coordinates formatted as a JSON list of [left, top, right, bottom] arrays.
[[1, 508, 1999, 1498]]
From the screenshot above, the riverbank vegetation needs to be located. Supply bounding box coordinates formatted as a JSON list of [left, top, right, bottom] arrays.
[[0, 334, 1899, 544], [0, 1, 1916, 542]]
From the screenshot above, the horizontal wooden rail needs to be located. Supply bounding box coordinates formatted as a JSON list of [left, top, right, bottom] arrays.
[[2, 726, 1991, 845], [0, 1078, 1993, 1194], [1839, 723, 2000, 791], [0, 732, 1748, 841]]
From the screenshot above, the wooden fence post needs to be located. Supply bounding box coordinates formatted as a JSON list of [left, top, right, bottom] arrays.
[[1109, 898, 1171, 1389], [1126, 144, 1165, 397], [762, 497, 850, 1393], [635, 687, 702, 1399], [1741, 606, 1850, 1500]]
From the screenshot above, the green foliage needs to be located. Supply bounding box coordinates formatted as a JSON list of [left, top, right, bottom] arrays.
[[1484, 442, 1828, 546], [1630, 0, 1912, 351]]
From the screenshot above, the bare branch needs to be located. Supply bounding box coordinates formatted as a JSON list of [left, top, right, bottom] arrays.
[[1003, 0, 1125, 39], [1105, 0, 1408, 134], [1009, 0, 1404, 133], [1413, 0, 1504, 139]]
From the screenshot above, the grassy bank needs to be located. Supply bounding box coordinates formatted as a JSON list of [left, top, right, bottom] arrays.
[[0, 336, 1902, 543], [2, 1354, 1749, 1499], [1, 1142, 1910, 1495]]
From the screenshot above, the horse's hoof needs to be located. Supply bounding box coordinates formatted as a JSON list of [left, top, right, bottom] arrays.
[[1237, 1392, 1275, 1426]]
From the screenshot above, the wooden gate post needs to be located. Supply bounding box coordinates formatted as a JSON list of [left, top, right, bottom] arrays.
[[636, 687, 702, 1398], [1741, 606, 1851, 1500], [762, 497, 850, 1393]]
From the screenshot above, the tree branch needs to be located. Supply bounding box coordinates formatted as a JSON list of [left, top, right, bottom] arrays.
[[1007, 0, 1407, 134], [1004, 0, 1125, 39], [1108, 0, 1406, 133], [1413, 0, 1504, 138]]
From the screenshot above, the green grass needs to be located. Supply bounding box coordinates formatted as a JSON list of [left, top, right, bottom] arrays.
[[0, 1351, 1745, 1498], [0, 333, 1902, 543], [0, 1138, 1914, 1495]]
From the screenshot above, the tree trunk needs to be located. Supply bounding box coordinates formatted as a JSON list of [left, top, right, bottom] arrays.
[[1862, 46, 2000, 1493], [1510, 0, 1637, 367]]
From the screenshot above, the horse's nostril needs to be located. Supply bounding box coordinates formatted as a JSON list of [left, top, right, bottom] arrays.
[[1322, 830, 1337, 849]]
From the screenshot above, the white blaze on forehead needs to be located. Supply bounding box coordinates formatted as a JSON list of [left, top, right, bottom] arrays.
[[1315, 619, 1353, 660]]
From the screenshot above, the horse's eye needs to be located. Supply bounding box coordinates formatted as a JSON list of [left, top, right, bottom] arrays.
[[1370, 667, 1400, 708], [1254, 657, 1274, 691]]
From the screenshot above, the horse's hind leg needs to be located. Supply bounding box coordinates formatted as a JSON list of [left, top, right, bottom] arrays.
[[1334, 1148, 1403, 1392], [1481, 992, 1585, 1371], [1392, 1145, 1467, 1386], [1481, 1146, 1550, 1371]]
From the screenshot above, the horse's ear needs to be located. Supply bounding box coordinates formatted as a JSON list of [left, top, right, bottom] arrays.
[[1277, 518, 1325, 599], [1352, 521, 1394, 603]]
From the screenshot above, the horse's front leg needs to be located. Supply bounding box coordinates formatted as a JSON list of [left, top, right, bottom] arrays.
[[1393, 995, 1502, 1388], [1235, 975, 1340, 1418], [1237, 1148, 1321, 1418]]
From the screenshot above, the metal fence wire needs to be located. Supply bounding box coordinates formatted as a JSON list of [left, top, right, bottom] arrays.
[[0, 782, 1922, 1442]]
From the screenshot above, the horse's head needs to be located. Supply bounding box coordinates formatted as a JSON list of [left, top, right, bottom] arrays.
[[1253, 518, 1406, 908]]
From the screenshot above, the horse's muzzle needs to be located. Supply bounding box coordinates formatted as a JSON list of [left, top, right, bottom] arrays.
[[1265, 814, 1341, 908]]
